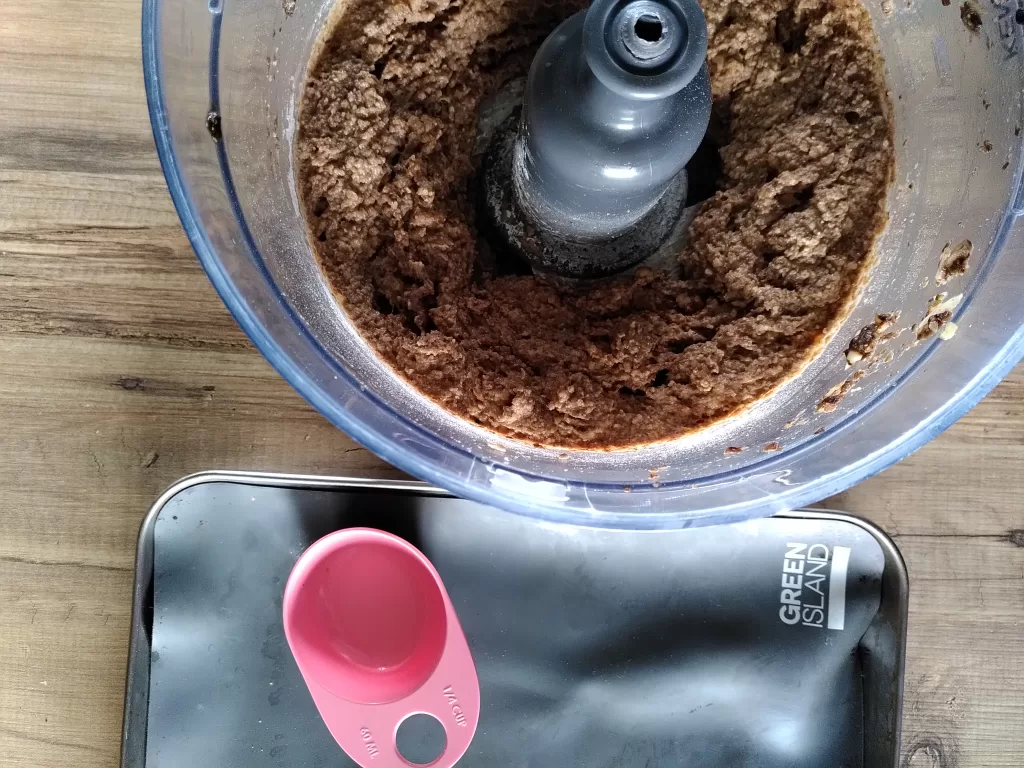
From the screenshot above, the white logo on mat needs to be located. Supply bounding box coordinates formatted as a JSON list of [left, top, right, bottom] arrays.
[[778, 543, 851, 630]]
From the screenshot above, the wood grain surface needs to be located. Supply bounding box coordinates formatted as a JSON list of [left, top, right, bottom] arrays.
[[0, 0, 1021, 766]]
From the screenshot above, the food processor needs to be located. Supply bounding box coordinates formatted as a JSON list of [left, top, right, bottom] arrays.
[[144, 0, 1024, 527], [134, 2, 1010, 763]]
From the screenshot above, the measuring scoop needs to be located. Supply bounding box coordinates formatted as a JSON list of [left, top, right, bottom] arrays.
[[283, 528, 480, 768]]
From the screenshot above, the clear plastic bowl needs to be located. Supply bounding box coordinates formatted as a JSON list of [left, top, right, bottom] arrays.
[[143, 0, 1024, 528]]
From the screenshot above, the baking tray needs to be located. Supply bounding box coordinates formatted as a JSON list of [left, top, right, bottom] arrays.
[[121, 471, 908, 768]]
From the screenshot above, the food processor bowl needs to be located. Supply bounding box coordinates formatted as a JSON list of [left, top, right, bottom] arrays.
[[143, 0, 1024, 528]]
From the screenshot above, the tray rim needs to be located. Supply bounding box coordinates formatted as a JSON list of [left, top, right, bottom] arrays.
[[121, 470, 908, 768]]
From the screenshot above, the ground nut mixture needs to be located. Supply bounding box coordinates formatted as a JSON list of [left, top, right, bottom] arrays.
[[297, 0, 894, 448]]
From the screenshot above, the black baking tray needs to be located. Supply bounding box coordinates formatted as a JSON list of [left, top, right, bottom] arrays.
[[121, 471, 908, 768]]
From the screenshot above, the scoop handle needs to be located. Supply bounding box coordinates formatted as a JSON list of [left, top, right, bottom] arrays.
[[320, 635, 480, 768]]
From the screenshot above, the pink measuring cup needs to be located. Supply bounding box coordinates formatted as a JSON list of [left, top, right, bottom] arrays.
[[283, 528, 480, 768]]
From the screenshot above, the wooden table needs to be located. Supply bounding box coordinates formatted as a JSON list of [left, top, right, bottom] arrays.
[[1, 0, 1022, 765]]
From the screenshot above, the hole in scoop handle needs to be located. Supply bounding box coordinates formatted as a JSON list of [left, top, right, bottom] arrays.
[[395, 713, 447, 765]]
